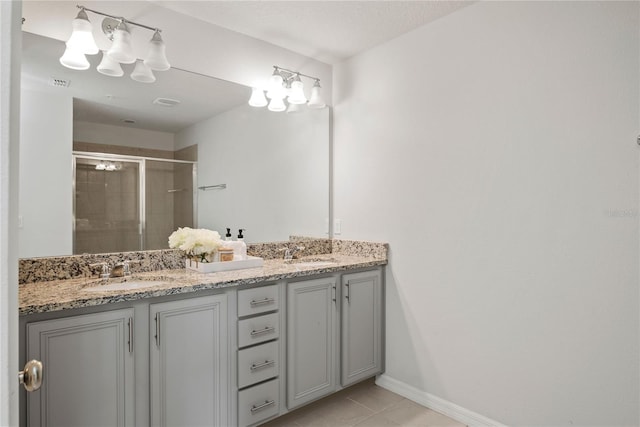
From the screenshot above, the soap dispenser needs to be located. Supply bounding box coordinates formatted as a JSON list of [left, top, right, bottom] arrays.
[[225, 228, 232, 241], [236, 229, 247, 261]]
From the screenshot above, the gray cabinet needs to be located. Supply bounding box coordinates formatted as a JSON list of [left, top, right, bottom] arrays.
[[287, 268, 384, 410], [150, 294, 228, 427], [237, 284, 281, 426], [22, 266, 384, 427], [287, 276, 338, 409], [26, 309, 135, 427], [341, 269, 383, 386]]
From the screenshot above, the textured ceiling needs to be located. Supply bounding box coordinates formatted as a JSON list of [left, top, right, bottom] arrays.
[[153, 1, 473, 64]]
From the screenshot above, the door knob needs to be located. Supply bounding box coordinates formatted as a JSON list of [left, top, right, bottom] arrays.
[[19, 360, 43, 392]]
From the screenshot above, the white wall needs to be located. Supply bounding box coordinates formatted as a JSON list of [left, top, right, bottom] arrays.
[[176, 105, 329, 243], [74, 121, 175, 151], [333, 2, 639, 425], [19, 89, 73, 258]]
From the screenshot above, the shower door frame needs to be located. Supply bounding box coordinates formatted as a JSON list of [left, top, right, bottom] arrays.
[[72, 152, 198, 254]]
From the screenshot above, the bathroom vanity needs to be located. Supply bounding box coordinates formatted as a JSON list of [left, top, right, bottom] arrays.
[[18, 241, 386, 427]]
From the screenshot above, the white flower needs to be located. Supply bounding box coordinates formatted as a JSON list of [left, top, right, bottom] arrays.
[[168, 227, 222, 261]]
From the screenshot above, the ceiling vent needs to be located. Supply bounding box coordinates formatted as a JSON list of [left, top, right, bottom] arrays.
[[153, 97, 181, 107], [49, 77, 70, 88]]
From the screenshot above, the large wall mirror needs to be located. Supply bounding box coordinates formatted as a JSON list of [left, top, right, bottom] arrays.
[[19, 31, 329, 258]]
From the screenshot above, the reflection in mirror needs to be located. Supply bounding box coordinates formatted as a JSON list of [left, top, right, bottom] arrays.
[[19, 32, 329, 258]]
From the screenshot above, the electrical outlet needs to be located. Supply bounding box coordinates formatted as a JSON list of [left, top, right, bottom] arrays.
[[334, 219, 342, 235]]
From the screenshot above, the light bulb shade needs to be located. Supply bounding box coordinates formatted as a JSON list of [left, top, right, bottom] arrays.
[[59, 45, 90, 70], [144, 31, 171, 71], [97, 51, 124, 77], [307, 84, 326, 109], [65, 9, 99, 55], [107, 25, 136, 64], [248, 87, 268, 107], [268, 95, 286, 112], [131, 60, 156, 83], [269, 73, 283, 88], [266, 74, 284, 99], [288, 80, 307, 105]]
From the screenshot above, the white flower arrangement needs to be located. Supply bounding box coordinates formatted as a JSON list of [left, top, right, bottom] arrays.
[[168, 227, 223, 263]]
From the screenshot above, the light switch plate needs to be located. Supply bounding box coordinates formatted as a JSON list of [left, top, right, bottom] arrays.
[[334, 219, 342, 235]]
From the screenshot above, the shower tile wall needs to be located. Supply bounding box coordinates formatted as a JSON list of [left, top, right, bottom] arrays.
[[73, 143, 196, 254], [75, 161, 140, 254], [145, 161, 195, 250], [174, 163, 194, 232], [146, 161, 176, 250]]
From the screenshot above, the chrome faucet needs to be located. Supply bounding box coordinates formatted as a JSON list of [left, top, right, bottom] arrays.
[[282, 246, 305, 262], [111, 260, 136, 277], [111, 263, 126, 278], [91, 260, 136, 279], [90, 262, 111, 279]]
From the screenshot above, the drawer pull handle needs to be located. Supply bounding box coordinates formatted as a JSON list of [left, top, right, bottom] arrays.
[[250, 326, 275, 336], [250, 297, 275, 307], [250, 360, 275, 371], [251, 399, 275, 413]]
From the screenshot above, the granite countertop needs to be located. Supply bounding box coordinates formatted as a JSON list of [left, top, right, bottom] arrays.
[[19, 254, 387, 315]]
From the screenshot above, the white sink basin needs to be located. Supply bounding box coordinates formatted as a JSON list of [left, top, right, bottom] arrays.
[[84, 280, 166, 292]]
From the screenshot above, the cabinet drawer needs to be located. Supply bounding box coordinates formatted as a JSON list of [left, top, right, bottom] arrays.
[[238, 285, 279, 317], [238, 313, 279, 348], [238, 341, 279, 389], [238, 379, 279, 427]]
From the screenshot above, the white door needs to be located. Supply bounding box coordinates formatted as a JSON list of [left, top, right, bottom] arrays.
[[0, 1, 22, 425]]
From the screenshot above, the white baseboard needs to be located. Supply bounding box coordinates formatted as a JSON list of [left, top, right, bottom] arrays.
[[375, 374, 508, 427]]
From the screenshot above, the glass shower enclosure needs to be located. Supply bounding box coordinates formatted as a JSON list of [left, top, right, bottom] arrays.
[[73, 153, 196, 254]]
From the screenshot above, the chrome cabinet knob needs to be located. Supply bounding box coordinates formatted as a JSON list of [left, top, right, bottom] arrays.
[[19, 359, 43, 392]]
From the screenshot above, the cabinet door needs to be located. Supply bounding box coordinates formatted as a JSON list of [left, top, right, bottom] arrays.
[[150, 294, 228, 427], [287, 277, 337, 409], [26, 309, 135, 427], [341, 269, 383, 386]]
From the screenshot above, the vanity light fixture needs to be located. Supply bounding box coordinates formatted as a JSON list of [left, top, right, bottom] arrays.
[[307, 80, 326, 109], [248, 87, 268, 107], [144, 30, 171, 71], [287, 74, 307, 105], [106, 21, 136, 64], [130, 60, 156, 83], [59, 5, 170, 83], [95, 161, 121, 171], [250, 66, 326, 112], [59, 6, 99, 70], [96, 51, 124, 77]]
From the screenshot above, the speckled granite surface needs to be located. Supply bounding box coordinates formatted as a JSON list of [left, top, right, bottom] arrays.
[[332, 239, 388, 259], [19, 254, 387, 315], [19, 250, 184, 285], [248, 237, 333, 259], [19, 238, 386, 285]]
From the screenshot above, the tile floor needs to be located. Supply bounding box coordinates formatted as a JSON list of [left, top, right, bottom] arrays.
[[261, 378, 466, 427]]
